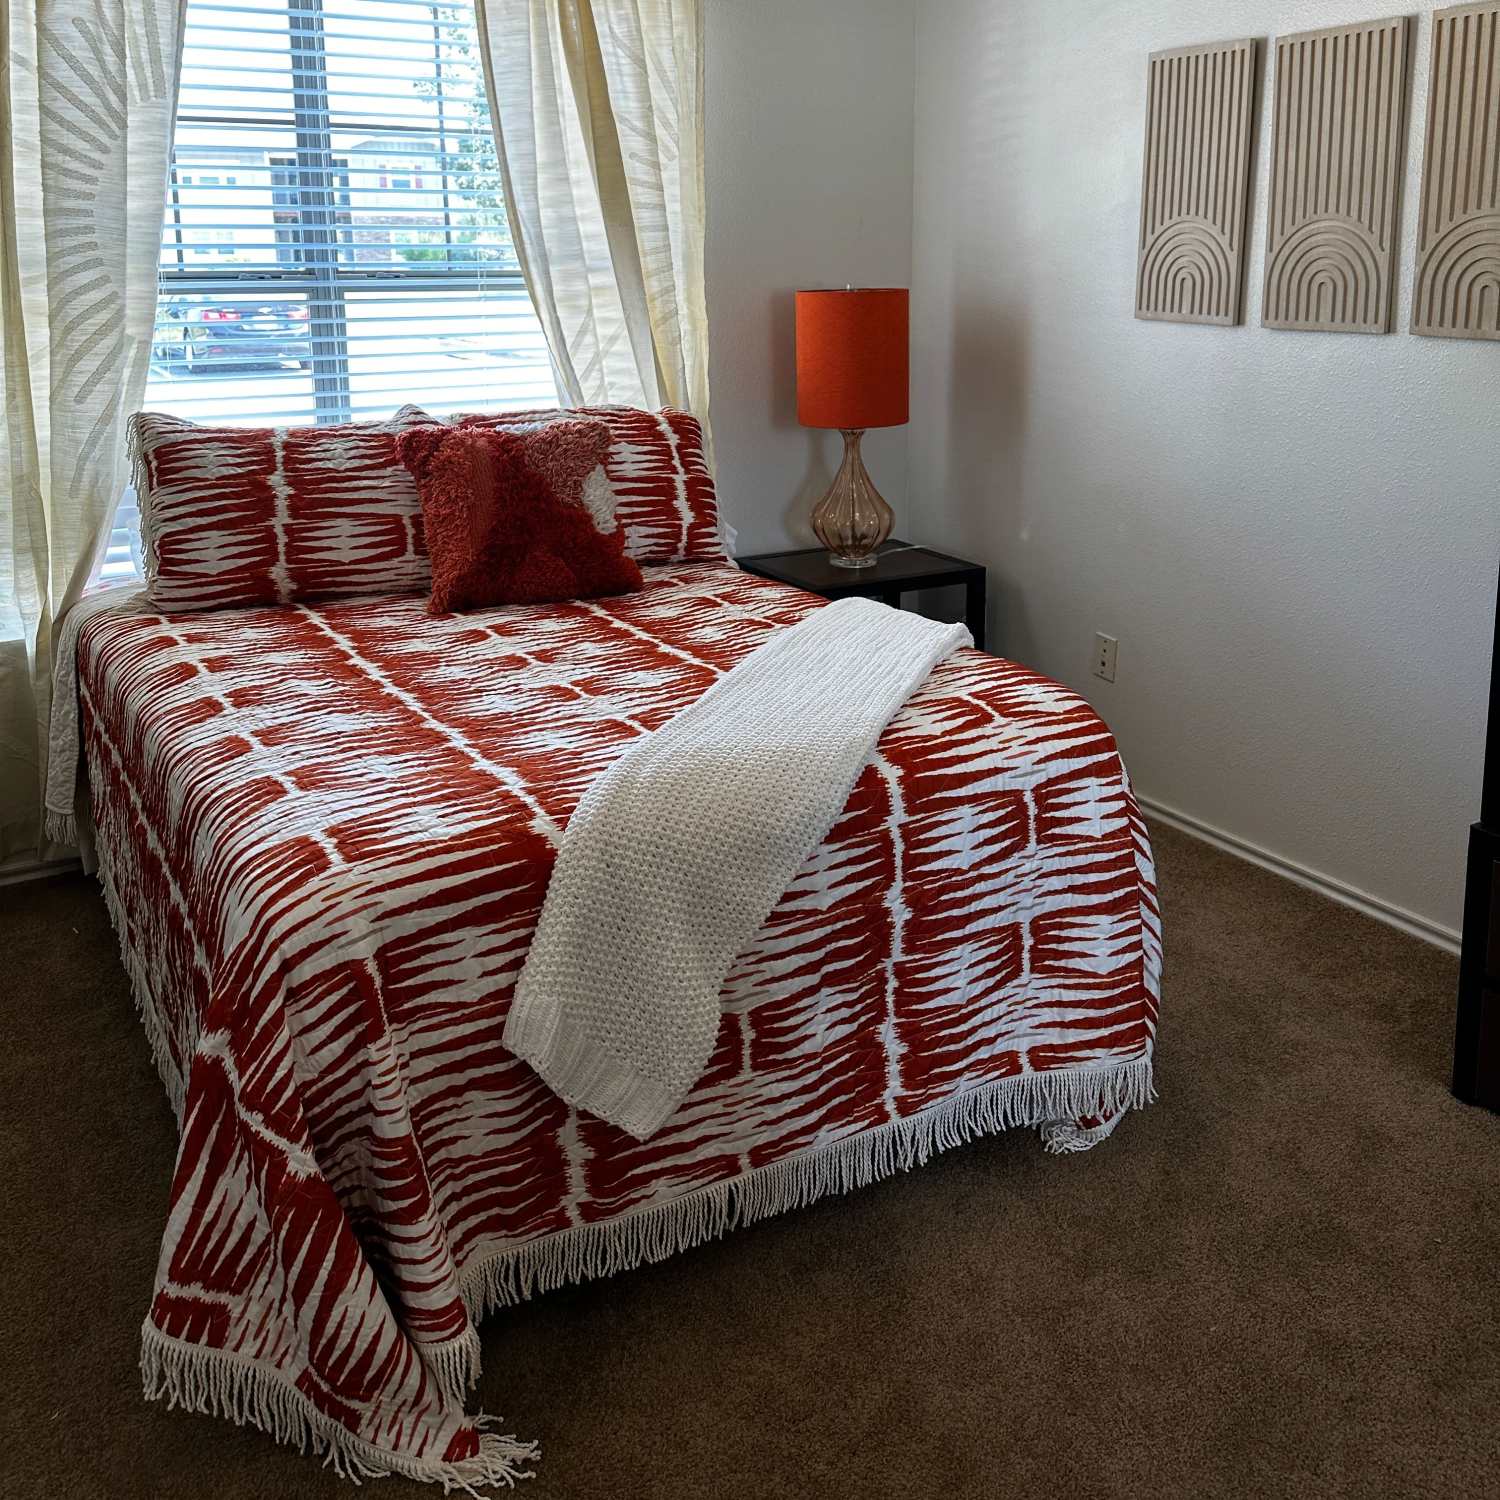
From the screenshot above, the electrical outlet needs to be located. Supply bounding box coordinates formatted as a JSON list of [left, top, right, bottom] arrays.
[[1093, 633, 1118, 683]]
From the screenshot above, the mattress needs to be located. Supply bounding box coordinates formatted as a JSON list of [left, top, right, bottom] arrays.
[[77, 558, 1160, 1485]]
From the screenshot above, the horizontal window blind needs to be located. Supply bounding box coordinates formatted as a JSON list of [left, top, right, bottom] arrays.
[[147, 0, 555, 429], [99, 492, 142, 585], [147, 0, 558, 429], [111, 0, 558, 583]]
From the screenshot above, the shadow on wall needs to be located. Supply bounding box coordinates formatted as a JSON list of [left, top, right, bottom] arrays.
[[946, 290, 1040, 664], [784, 439, 837, 548]]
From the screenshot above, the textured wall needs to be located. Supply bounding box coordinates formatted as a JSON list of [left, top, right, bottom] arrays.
[[703, 0, 915, 554], [911, 0, 1500, 938]]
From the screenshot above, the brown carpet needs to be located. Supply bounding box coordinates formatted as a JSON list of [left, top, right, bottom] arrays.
[[1, 822, 1496, 1499]]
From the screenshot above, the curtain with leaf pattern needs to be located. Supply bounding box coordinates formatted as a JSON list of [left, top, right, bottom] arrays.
[[0, 0, 185, 860], [473, 0, 709, 424]]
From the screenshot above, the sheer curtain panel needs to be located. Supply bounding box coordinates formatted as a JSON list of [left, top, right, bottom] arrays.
[[1, 0, 185, 859], [474, 0, 709, 422]]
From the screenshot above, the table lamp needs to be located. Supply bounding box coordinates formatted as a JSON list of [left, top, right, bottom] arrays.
[[795, 286, 909, 568]]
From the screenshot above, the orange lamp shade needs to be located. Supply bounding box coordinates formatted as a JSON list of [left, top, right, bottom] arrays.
[[795, 288, 909, 430]]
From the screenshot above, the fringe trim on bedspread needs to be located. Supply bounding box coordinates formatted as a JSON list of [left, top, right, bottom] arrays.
[[44, 809, 77, 849], [91, 811, 188, 1124], [459, 1057, 1156, 1323], [136, 1053, 1149, 1489], [1039, 1114, 1129, 1154], [140, 1324, 537, 1494], [430, 1326, 484, 1400], [46, 585, 145, 848]]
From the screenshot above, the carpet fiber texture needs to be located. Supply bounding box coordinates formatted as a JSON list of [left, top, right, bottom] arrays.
[[1, 822, 1495, 1499]]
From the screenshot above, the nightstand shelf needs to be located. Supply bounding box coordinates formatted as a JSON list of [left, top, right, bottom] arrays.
[[739, 540, 987, 652]]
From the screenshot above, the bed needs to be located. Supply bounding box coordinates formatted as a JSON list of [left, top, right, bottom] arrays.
[[71, 416, 1160, 1488]]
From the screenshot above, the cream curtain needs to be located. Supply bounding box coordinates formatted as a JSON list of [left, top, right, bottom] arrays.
[[0, 0, 185, 859], [474, 0, 709, 422]]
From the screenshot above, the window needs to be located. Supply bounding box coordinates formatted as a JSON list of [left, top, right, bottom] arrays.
[[149, 0, 554, 428], [148, 0, 555, 428], [103, 0, 557, 581]]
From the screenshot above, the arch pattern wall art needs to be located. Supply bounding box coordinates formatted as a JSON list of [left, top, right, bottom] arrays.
[[1262, 17, 1413, 334], [1412, 2, 1500, 340], [1135, 39, 1259, 325]]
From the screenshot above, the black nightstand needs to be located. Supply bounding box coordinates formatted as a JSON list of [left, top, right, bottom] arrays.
[[739, 540, 987, 652]]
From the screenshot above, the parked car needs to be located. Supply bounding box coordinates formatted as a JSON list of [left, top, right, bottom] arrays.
[[152, 297, 312, 373]]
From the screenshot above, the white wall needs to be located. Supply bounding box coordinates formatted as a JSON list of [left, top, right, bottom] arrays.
[[910, 0, 1500, 940], [703, 0, 915, 554]]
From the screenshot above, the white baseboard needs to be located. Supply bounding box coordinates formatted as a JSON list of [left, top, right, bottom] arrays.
[[1137, 795, 1461, 955], [0, 855, 82, 889]]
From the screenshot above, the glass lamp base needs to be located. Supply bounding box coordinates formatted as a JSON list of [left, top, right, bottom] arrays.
[[810, 428, 895, 570]]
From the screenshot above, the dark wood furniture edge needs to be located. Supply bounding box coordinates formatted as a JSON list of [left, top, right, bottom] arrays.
[[742, 539, 978, 570], [739, 541, 988, 653], [1454, 554, 1500, 1111]]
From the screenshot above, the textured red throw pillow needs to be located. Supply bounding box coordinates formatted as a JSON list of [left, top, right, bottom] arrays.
[[396, 420, 643, 614]]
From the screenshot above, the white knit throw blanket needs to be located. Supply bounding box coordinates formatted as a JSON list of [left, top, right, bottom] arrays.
[[503, 596, 972, 1140]]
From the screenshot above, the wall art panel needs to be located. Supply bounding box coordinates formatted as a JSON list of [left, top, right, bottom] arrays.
[[1135, 39, 1259, 325], [1412, 2, 1500, 340], [1262, 17, 1412, 333]]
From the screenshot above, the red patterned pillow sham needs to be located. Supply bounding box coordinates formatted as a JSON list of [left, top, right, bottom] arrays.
[[455, 405, 723, 564], [395, 419, 643, 614], [129, 406, 435, 613]]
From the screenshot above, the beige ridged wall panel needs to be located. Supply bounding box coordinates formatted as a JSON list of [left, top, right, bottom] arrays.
[[1412, 2, 1500, 339], [1135, 39, 1259, 325], [1262, 17, 1412, 332]]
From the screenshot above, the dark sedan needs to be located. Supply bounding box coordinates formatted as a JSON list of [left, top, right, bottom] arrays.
[[153, 298, 312, 373]]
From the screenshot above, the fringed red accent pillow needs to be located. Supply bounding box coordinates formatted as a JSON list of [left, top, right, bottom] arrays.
[[396, 419, 643, 615]]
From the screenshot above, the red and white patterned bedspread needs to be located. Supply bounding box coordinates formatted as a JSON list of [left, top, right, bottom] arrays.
[[77, 559, 1160, 1487]]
